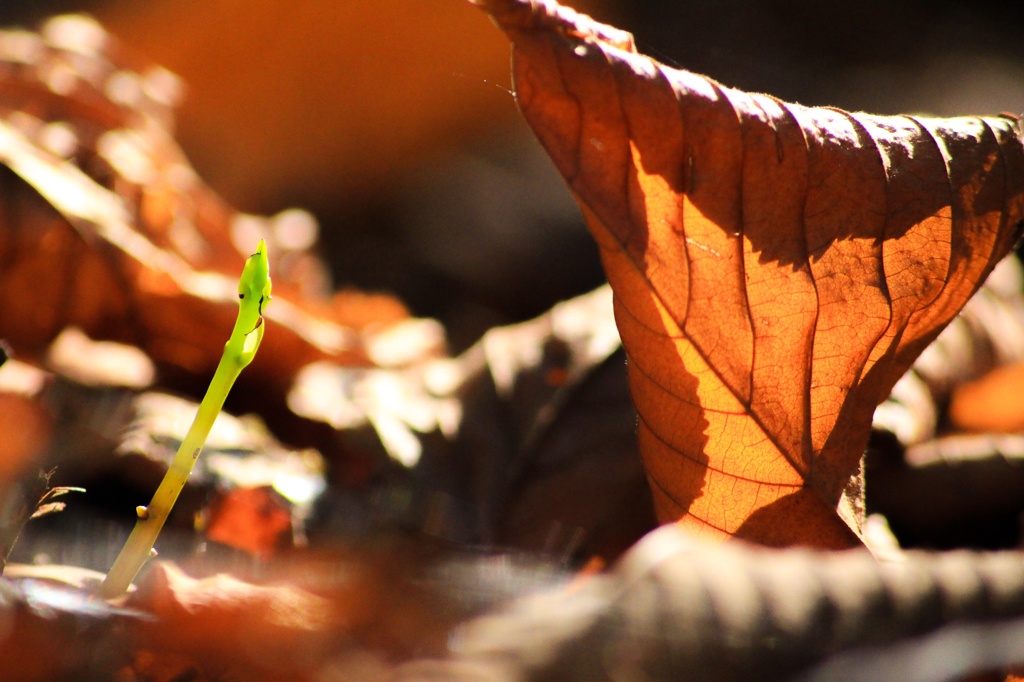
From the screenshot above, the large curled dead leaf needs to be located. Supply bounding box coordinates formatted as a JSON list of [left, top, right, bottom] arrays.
[[474, 0, 1024, 547]]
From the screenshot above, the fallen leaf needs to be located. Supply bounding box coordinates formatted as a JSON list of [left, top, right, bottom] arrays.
[[89, 0, 550, 208], [0, 17, 365, 367], [393, 525, 1024, 682], [873, 254, 1024, 447], [0, 15, 429, 450], [949, 361, 1024, 433], [203, 486, 294, 557], [292, 285, 652, 562], [127, 562, 334, 680], [452, 285, 651, 561], [0, 575, 138, 680], [474, 0, 1024, 546], [0, 362, 50, 484]]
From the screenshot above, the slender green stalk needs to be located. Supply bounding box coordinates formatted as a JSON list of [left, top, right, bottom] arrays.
[[98, 240, 271, 599]]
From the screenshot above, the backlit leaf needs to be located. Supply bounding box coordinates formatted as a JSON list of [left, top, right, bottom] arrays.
[[475, 0, 1024, 546]]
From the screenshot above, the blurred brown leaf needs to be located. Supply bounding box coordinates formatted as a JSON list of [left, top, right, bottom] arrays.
[[89, 0, 603, 210], [128, 562, 334, 680], [294, 285, 652, 563], [394, 526, 1024, 682], [0, 16, 426, 450], [873, 254, 1024, 448], [203, 486, 294, 557], [950, 361, 1024, 433], [0, 361, 49, 484]]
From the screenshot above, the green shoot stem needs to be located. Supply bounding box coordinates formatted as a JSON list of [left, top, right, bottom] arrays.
[[97, 240, 271, 599]]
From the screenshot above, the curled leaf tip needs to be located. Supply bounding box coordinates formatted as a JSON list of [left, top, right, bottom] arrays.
[[472, 0, 635, 51]]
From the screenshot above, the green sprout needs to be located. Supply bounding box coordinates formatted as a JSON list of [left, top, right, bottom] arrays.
[[97, 240, 271, 599]]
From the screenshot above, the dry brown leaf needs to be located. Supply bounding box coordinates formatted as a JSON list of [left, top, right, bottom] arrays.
[[474, 0, 1024, 547], [949, 361, 1024, 433], [89, 0, 560, 208], [203, 486, 294, 557], [872, 254, 1024, 448], [393, 525, 1024, 682], [0, 16, 428, 451], [0, 362, 49, 484], [290, 285, 652, 562], [127, 562, 334, 680], [0, 575, 137, 680], [0, 15, 412, 363]]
